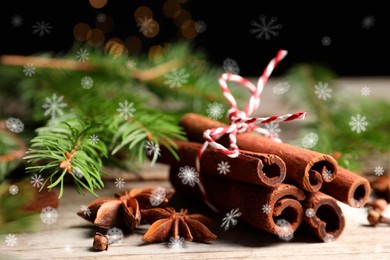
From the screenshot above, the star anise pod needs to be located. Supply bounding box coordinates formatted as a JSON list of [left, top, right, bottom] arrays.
[[141, 207, 217, 243], [77, 186, 174, 230]]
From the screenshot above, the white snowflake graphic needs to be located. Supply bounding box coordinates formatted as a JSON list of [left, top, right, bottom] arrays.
[[362, 15, 375, 29], [223, 58, 240, 74], [80, 205, 91, 217], [76, 48, 90, 62], [276, 219, 294, 241], [164, 68, 189, 88], [137, 16, 156, 36], [40, 206, 58, 225], [217, 161, 230, 175], [89, 134, 99, 145], [322, 169, 333, 182], [221, 208, 241, 231], [361, 86, 371, 96], [168, 237, 187, 251], [107, 227, 124, 245], [125, 59, 136, 70], [117, 100, 135, 120], [314, 82, 332, 100], [322, 36, 332, 46], [324, 234, 335, 243], [42, 94, 67, 119], [349, 198, 363, 208], [23, 63, 36, 77], [149, 187, 166, 207], [265, 122, 281, 138], [272, 82, 290, 95], [32, 21, 52, 36], [349, 114, 368, 133], [374, 166, 384, 176], [114, 177, 125, 188], [5, 234, 17, 247], [301, 132, 318, 149], [178, 166, 199, 187], [305, 208, 315, 218], [195, 20, 207, 33], [11, 15, 23, 27], [250, 15, 282, 40], [6, 117, 24, 133], [31, 174, 44, 188], [97, 13, 107, 23], [9, 184, 19, 195], [81, 76, 93, 89], [207, 102, 225, 120], [72, 168, 83, 179], [145, 141, 161, 157], [262, 203, 272, 214]]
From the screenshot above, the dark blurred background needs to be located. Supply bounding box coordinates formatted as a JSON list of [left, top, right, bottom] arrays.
[[1, 0, 389, 77]]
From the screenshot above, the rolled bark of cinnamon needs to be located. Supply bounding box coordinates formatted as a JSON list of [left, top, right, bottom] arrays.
[[159, 140, 286, 187], [301, 191, 345, 242], [320, 166, 371, 207], [180, 113, 338, 193], [169, 166, 305, 237]]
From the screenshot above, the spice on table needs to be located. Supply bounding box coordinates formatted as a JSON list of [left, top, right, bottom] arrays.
[[365, 198, 387, 212], [141, 207, 217, 243], [367, 209, 390, 227], [93, 232, 108, 251], [370, 175, 390, 202]]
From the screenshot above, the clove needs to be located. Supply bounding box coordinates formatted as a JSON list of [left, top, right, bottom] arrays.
[[365, 198, 388, 212], [367, 209, 390, 227], [93, 232, 108, 251], [370, 175, 390, 202]]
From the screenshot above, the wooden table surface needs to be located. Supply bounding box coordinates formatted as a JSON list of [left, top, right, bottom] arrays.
[[1, 163, 390, 260]]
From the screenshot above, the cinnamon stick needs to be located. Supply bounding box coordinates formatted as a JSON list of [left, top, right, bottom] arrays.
[[159, 140, 286, 187], [179, 113, 338, 193], [301, 191, 345, 242], [320, 166, 371, 207], [169, 166, 305, 237]]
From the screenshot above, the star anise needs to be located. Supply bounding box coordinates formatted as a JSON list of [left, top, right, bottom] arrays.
[[77, 186, 174, 230], [141, 207, 217, 243]]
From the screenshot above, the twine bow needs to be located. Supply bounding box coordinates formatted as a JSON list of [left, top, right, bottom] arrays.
[[196, 50, 307, 212]]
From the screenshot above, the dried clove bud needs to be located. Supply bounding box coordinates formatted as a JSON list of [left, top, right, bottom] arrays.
[[367, 209, 390, 227], [365, 198, 388, 212], [93, 232, 108, 251], [370, 175, 390, 202]]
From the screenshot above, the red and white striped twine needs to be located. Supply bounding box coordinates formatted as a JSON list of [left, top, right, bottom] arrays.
[[195, 50, 307, 213]]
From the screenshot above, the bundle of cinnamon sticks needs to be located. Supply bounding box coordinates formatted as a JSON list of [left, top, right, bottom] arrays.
[[157, 113, 371, 242]]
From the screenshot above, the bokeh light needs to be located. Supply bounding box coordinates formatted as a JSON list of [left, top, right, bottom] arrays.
[[104, 38, 126, 57], [86, 28, 105, 47], [96, 14, 114, 33], [124, 36, 142, 55], [134, 6, 153, 20], [148, 45, 164, 60], [163, 0, 182, 19], [180, 20, 197, 39], [89, 0, 107, 9], [73, 23, 91, 42], [173, 9, 192, 27]]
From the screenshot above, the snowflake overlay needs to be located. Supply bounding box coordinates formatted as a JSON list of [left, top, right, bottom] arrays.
[[164, 68, 189, 88], [250, 15, 282, 40], [265, 122, 281, 138], [76, 48, 90, 62], [97, 13, 107, 23], [221, 208, 241, 231], [80, 205, 91, 217], [301, 132, 318, 149], [107, 227, 124, 245], [276, 219, 294, 241], [374, 166, 384, 176], [305, 208, 315, 218], [262, 203, 272, 214], [322, 36, 332, 46], [117, 100, 135, 120], [168, 237, 187, 251], [11, 15, 23, 27], [9, 184, 19, 195], [362, 15, 375, 29], [178, 166, 199, 187], [23, 63, 36, 77], [137, 16, 155, 36], [314, 82, 332, 100], [40, 206, 58, 225], [149, 187, 166, 207], [145, 141, 161, 157], [217, 161, 230, 175], [207, 102, 224, 120], [31, 174, 44, 188], [126, 59, 136, 70], [349, 114, 368, 133], [73, 168, 83, 179], [6, 117, 24, 133], [32, 21, 52, 36], [5, 234, 17, 247], [223, 58, 240, 74], [361, 86, 371, 96], [42, 94, 67, 119], [322, 169, 333, 182], [195, 20, 207, 33], [272, 82, 290, 95], [114, 177, 125, 189], [89, 134, 99, 145], [324, 234, 335, 243], [81, 76, 93, 89], [349, 198, 363, 208]]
